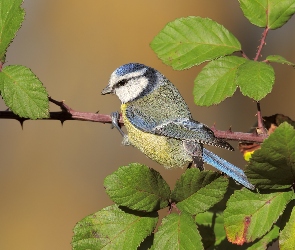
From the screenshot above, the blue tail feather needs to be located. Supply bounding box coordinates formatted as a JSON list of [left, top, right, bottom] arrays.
[[203, 148, 255, 190]]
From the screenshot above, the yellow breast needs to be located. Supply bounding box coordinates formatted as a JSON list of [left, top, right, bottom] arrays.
[[121, 103, 191, 168]]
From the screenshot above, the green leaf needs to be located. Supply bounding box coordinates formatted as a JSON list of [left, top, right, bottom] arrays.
[[104, 163, 170, 212], [239, 0, 295, 29], [0, 0, 25, 62], [171, 168, 221, 202], [268, 0, 295, 29], [72, 205, 158, 250], [266, 55, 295, 67], [239, 0, 268, 28], [150, 16, 241, 70], [0, 65, 49, 119], [246, 122, 295, 190], [152, 212, 203, 250], [195, 211, 226, 249], [224, 189, 293, 245], [194, 56, 247, 106], [247, 225, 279, 250], [236, 60, 275, 101], [172, 169, 228, 215], [279, 205, 295, 250]]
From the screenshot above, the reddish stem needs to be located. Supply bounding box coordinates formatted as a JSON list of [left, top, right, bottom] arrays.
[[252, 27, 270, 134], [256, 101, 267, 135], [254, 27, 269, 61], [0, 97, 268, 143], [241, 51, 249, 59]]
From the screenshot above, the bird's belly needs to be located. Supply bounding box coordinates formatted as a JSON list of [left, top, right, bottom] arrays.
[[121, 105, 192, 168]]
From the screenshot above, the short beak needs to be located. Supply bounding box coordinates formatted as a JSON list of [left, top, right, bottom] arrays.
[[101, 85, 112, 95]]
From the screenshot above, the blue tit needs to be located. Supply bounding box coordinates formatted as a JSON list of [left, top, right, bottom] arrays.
[[102, 63, 254, 190]]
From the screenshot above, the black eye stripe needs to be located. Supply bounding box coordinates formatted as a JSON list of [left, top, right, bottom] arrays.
[[116, 79, 128, 87]]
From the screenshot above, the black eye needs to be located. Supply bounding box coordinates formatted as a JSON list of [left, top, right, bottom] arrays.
[[117, 79, 128, 87]]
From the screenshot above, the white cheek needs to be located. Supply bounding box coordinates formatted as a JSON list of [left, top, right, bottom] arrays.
[[115, 77, 148, 103]]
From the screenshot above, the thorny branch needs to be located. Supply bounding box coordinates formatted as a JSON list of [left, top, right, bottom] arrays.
[[0, 97, 267, 143], [254, 27, 269, 61], [253, 27, 270, 135]]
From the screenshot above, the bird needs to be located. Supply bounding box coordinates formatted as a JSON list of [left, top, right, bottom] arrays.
[[101, 63, 254, 190]]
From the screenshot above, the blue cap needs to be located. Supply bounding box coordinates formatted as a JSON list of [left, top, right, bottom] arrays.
[[115, 63, 146, 76]]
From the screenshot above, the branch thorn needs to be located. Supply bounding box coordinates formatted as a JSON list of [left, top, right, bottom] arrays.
[[228, 126, 233, 133], [211, 123, 216, 131], [18, 119, 25, 129]]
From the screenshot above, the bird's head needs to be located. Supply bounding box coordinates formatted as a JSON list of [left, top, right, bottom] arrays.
[[102, 63, 164, 103]]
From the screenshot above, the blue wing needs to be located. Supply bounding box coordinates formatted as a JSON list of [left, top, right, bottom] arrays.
[[126, 105, 233, 151], [203, 148, 255, 190], [125, 105, 158, 132]]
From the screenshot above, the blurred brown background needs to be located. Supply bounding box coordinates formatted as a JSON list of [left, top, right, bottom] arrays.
[[0, 1, 294, 249]]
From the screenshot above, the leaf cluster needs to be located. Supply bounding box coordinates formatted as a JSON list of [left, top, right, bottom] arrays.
[[0, 0, 49, 119], [150, 1, 295, 106], [72, 135, 295, 249], [72, 164, 226, 249]]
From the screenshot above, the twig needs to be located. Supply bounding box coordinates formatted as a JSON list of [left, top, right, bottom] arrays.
[[0, 97, 267, 143], [240, 50, 249, 59], [211, 126, 266, 143], [256, 101, 267, 135], [254, 27, 269, 61], [252, 27, 270, 134], [48, 97, 125, 124]]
